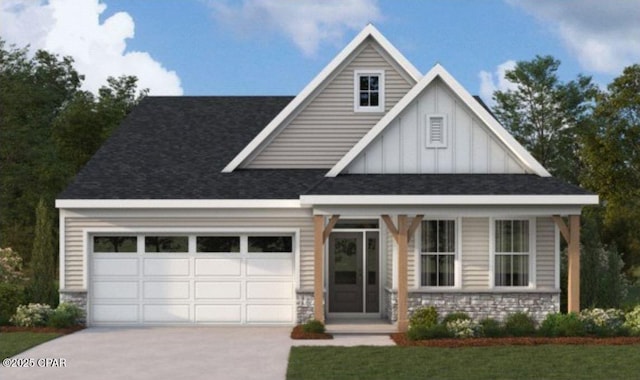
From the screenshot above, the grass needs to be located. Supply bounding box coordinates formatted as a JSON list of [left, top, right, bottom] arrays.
[[287, 345, 640, 380], [0, 332, 62, 358]]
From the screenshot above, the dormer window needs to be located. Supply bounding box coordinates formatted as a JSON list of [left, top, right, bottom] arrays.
[[354, 70, 385, 112]]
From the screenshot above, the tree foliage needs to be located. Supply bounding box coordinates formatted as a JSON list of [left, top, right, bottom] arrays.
[[492, 55, 597, 184], [28, 198, 57, 306], [0, 38, 146, 294]]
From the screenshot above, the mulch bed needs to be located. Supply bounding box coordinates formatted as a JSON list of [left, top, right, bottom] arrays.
[[290, 325, 333, 340], [391, 333, 640, 347], [0, 325, 85, 334]]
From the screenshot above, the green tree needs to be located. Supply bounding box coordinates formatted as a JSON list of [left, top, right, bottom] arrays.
[[492, 55, 597, 184], [581, 64, 640, 270], [29, 198, 57, 306]]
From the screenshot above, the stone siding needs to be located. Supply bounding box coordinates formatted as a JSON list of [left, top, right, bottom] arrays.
[[383, 291, 559, 323], [59, 290, 87, 325], [296, 291, 315, 323]]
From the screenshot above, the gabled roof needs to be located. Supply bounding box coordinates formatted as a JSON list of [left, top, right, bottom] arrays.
[[221, 24, 422, 173], [326, 64, 551, 177]]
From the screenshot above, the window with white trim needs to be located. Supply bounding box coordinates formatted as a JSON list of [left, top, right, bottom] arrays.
[[420, 220, 455, 287], [354, 70, 384, 112], [426, 114, 447, 148], [494, 220, 530, 286]]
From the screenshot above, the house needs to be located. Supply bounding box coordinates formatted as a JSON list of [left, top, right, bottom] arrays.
[[55, 25, 597, 331]]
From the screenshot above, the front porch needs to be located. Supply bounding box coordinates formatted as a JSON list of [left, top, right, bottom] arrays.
[[308, 213, 582, 332]]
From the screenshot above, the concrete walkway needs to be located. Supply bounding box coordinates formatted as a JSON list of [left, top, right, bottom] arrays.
[[1, 327, 394, 380]]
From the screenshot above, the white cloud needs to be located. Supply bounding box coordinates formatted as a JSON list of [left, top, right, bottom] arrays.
[[209, 0, 382, 57], [508, 0, 640, 74], [479, 60, 517, 106], [0, 0, 182, 95]]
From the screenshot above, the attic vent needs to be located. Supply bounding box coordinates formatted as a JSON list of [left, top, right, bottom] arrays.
[[426, 115, 447, 149]]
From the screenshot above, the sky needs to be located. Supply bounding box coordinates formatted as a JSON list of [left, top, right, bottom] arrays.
[[2, 0, 640, 106]]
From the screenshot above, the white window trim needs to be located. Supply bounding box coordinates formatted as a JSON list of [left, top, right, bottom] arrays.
[[354, 69, 385, 113], [415, 218, 461, 289], [425, 114, 448, 149], [489, 217, 536, 289]]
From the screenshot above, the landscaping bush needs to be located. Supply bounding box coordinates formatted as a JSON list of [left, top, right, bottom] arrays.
[[0, 282, 25, 325], [302, 319, 325, 334], [624, 305, 640, 335], [539, 313, 586, 337], [504, 312, 536, 337], [580, 308, 626, 336], [409, 306, 438, 328], [442, 312, 471, 324], [479, 318, 505, 337], [10, 303, 53, 327], [446, 319, 480, 338], [407, 323, 452, 340], [48, 302, 84, 328]]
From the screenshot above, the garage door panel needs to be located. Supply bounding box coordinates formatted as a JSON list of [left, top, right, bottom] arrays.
[[143, 258, 189, 276], [246, 258, 293, 276], [93, 305, 138, 322], [195, 281, 241, 299], [246, 281, 293, 299], [143, 281, 190, 299], [195, 305, 242, 323], [93, 281, 138, 299], [246, 305, 294, 323], [195, 258, 241, 276], [143, 304, 190, 322], [93, 258, 138, 276]]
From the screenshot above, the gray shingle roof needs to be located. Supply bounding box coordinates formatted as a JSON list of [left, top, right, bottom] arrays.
[[58, 96, 592, 200]]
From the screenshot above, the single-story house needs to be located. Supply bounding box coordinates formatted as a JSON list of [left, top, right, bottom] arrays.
[[56, 25, 597, 331]]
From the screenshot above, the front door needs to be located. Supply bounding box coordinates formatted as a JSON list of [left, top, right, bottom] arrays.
[[328, 231, 379, 313]]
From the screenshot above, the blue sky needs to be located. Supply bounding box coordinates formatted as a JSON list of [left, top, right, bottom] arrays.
[[2, 0, 640, 104]]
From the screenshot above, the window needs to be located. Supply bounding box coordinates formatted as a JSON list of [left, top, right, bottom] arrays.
[[144, 236, 188, 253], [197, 236, 240, 253], [426, 115, 447, 148], [93, 236, 137, 253], [420, 220, 455, 287], [248, 236, 293, 253], [494, 220, 530, 286], [354, 70, 384, 112]]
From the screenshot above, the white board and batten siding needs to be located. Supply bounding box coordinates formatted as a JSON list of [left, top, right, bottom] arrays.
[[346, 78, 529, 174], [246, 39, 414, 169], [63, 215, 317, 325]]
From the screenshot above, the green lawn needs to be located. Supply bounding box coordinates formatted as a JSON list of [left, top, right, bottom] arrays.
[[0, 332, 62, 359], [287, 345, 640, 380]]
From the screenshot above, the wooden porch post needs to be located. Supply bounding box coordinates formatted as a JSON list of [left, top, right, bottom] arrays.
[[382, 214, 423, 332], [313, 214, 339, 322], [553, 215, 581, 313]]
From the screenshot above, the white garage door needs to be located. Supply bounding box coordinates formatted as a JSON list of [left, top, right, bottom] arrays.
[[89, 234, 296, 325]]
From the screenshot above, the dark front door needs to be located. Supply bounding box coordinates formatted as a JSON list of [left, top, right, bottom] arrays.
[[328, 231, 379, 313]]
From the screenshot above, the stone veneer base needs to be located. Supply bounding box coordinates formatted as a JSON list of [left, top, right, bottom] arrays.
[[59, 290, 88, 325]]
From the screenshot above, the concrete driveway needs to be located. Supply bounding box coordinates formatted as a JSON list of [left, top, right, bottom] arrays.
[[1, 327, 393, 380]]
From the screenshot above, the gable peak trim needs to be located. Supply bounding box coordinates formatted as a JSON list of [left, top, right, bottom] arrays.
[[326, 63, 551, 177], [221, 24, 422, 173]]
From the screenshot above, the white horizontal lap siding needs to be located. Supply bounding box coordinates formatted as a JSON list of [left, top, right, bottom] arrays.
[[461, 217, 490, 289], [347, 78, 528, 174], [63, 217, 315, 291], [536, 217, 556, 289], [247, 41, 413, 169]]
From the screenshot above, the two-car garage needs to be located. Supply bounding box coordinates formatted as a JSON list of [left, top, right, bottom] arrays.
[[89, 233, 296, 325]]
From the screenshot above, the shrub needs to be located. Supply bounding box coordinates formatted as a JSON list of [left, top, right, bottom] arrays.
[[407, 324, 452, 340], [442, 312, 471, 324], [0, 282, 25, 325], [624, 305, 640, 336], [302, 319, 325, 334], [579, 308, 625, 336], [48, 302, 84, 328], [409, 306, 438, 328], [29, 199, 58, 306], [0, 247, 27, 283], [539, 313, 586, 337], [446, 319, 480, 338], [479, 318, 505, 337], [10, 303, 53, 327], [504, 312, 536, 337]]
